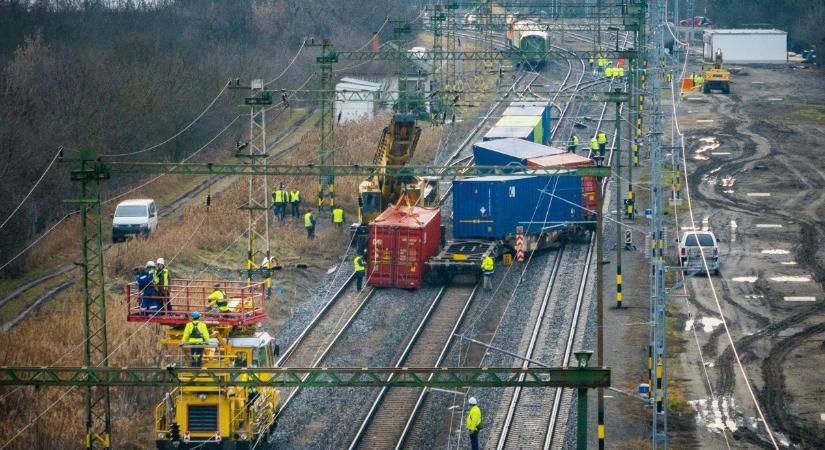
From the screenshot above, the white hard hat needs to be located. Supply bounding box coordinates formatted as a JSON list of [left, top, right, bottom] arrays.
[[157, 258, 165, 266], [146, 260, 155, 268], [468, 397, 477, 405]]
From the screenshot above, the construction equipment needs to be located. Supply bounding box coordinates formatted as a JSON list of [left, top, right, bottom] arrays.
[[703, 48, 731, 94], [126, 280, 281, 449], [356, 114, 437, 231]]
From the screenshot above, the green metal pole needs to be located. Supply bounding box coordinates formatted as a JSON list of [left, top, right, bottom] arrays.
[[577, 387, 589, 450]]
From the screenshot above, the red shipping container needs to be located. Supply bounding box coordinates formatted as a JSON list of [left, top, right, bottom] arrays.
[[527, 154, 597, 218], [368, 205, 441, 289]]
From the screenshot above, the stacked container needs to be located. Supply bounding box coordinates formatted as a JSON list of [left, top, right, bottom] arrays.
[[502, 104, 551, 144], [368, 205, 441, 289], [494, 116, 544, 145], [472, 138, 564, 167], [451, 175, 585, 240], [528, 153, 598, 221]]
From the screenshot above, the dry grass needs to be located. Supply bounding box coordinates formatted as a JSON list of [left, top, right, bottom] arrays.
[[0, 115, 448, 448]]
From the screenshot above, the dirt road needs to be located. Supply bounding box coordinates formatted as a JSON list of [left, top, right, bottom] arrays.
[[675, 62, 825, 448]]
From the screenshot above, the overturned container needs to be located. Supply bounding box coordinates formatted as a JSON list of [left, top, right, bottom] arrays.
[[368, 204, 442, 289], [472, 138, 564, 167], [527, 153, 598, 221]]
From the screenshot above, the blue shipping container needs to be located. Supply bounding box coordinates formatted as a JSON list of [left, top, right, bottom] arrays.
[[473, 138, 564, 167], [483, 126, 535, 143], [452, 175, 584, 240]]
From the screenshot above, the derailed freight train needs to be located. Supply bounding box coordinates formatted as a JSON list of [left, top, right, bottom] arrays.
[[427, 145, 597, 283]]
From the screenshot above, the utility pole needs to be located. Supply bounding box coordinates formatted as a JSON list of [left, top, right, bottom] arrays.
[[391, 19, 412, 114], [66, 148, 112, 450], [307, 39, 338, 212], [649, 0, 669, 447], [239, 80, 273, 296]]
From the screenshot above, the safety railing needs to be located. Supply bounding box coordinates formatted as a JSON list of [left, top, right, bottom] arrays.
[[126, 279, 266, 326]]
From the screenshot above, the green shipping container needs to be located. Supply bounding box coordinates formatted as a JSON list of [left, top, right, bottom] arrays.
[[494, 115, 543, 145]]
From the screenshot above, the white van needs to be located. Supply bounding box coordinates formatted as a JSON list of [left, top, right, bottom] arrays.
[[112, 199, 158, 243]]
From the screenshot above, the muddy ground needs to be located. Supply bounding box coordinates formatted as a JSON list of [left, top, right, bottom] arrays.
[[668, 60, 825, 449]]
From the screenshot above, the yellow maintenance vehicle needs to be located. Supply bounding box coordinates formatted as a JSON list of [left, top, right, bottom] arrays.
[[126, 280, 280, 449], [703, 48, 731, 94], [356, 114, 437, 230]]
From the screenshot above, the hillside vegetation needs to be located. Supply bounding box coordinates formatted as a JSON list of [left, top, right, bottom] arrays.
[[0, 0, 411, 275]]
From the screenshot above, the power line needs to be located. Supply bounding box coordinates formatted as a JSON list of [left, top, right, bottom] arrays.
[[0, 146, 62, 232], [264, 39, 308, 87], [102, 80, 231, 158]]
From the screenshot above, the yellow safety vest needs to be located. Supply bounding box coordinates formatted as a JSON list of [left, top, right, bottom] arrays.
[[572, 135, 579, 145], [291, 191, 300, 202], [182, 320, 210, 344], [597, 133, 607, 145], [590, 138, 599, 150], [353, 256, 365, 272], [481, 256, 494, 272], [605, 67, 612, 77], [619, 68, 625, 77], [148, 268, 159, 285], [157, 267, 169, 287], [273, 190, 285, 203], [208, 289, 228, 312], [466, 405, 482, 432], [304, 212, 314, 228], [332, 208, 344, 223]]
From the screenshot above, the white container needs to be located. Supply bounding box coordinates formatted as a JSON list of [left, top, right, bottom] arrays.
[[703, 29, 787, 64]]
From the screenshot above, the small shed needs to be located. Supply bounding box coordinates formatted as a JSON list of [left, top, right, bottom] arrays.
[[335, 77, 383, 124], [703, 29, 787, 64]]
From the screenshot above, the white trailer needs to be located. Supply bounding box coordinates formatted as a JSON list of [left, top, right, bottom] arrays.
[[703, 29, 787, 64]]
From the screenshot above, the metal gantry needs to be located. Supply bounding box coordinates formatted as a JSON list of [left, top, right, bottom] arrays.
[[0, 366, 610, 389]]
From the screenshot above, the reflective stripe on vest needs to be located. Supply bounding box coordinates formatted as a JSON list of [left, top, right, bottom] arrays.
[[333, 209, 344, 223], [291, 191, 300, 202], [304, 213, 314, 228], [354, 256, 365, 272]]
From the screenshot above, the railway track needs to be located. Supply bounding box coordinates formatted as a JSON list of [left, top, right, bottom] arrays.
[[0, 107, 316, 330], [348, 285, 477, 450]]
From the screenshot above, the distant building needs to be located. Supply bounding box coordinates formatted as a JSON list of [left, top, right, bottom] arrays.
[[703, 29, 788, 64], [335, 77, 383, 124]]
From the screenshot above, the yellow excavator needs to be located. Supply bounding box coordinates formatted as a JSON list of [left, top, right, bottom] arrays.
[[703, 48, 731, 94], [356, 114, 437, 230]]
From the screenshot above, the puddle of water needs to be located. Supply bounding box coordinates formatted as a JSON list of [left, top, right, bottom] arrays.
[[756, 224, 782, 228], [747, 192, 771, 197], [721, 176, 735, 188], [699, 317, 723, 332], [712, 152, 731, 156], [752, 81, 765, 84], [779, 327, 804, 337], [697, 119, 715, 123], [694, 136, 720, 161], [730, 219, 738, 242], [689, 396, 740, 434], [684, 318, 694, 331], [820, 413, 825, 422], [687, 97, 706, 101], [732, 276, 758, 282], [762, 249, 790, 255], [770, 275, 812, 282], [709, 166, 722, 174], [768, 97, 784, 101], [784, 296, 816, 302], [723, 189, 735, 194], [702, 216, 710, 231], [745, 294, 764, 299], [780, 261, 797, 265]]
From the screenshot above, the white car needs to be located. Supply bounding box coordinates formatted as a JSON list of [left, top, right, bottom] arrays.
[[679, 230, 720, 275], [112, 199, 158, 243]]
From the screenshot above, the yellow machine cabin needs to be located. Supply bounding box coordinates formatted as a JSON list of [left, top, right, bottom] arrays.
[[126, 279, 280, 450], [357, 114, 437, 228], [703, 48, 731, 94]]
